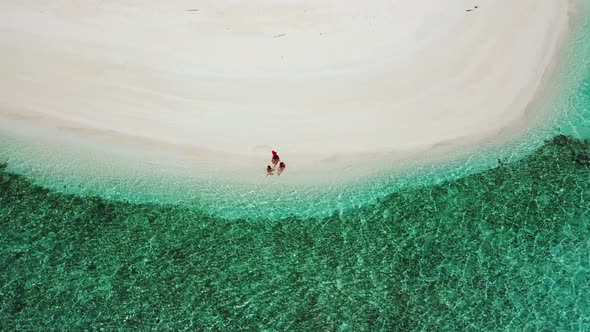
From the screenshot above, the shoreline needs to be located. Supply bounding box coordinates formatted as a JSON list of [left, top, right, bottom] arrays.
[[0, 0, 580, 187]]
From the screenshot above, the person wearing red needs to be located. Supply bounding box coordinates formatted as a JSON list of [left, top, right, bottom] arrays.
[[271, 150, 280, 167]]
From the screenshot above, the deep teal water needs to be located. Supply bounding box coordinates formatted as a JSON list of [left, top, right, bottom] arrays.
[[1, 135, 590, 330]]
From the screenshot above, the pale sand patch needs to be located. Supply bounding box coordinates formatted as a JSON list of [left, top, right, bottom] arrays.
[[0, 0, 573, 184]]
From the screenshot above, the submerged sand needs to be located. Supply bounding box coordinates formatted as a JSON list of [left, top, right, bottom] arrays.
[[0, 1, 573, 183]]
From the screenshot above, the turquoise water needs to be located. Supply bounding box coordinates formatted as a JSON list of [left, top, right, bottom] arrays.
[[2, 5, 590, 331], [1, 135, 590, 330]]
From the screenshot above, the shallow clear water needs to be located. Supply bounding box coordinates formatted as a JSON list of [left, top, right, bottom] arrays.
[[2, 4, 590, 331], [1, 135, 590, 330]]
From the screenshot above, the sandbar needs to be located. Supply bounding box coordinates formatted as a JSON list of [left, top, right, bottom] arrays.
[[0, 0, 574, 183]]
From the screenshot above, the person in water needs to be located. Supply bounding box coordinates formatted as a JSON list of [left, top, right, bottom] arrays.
[[277, 162, 286, 176], [271, 150, 280, 166], [266, 165, 274, 176]]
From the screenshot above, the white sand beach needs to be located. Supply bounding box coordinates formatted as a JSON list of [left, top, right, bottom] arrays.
[[0, 1, 573, 183]]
